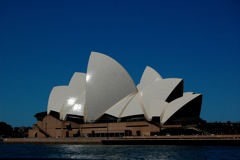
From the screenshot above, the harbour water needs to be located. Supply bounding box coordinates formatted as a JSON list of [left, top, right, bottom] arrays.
[[1, 142, 240, 159]]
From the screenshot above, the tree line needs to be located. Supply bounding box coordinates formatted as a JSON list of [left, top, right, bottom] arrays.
[[0, 122, 30, 138]]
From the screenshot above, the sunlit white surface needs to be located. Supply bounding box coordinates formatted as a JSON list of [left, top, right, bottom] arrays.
[[60, 73, 86, 120], [120, 93, 144, 118], [85, 52, 138, 122], [160, 94, 202, 124], [140, 78, 182, 102], [67, 97, 76, 105], [60, 92, 85, 119], [86, 74, 91, 82], [68, 72, 86, 95], [47, 86, 67, 114], [137, 66, 162, 90], [140, 97, 168, 121], [73, 104, 82, 111], [105, 94, 135, 118]]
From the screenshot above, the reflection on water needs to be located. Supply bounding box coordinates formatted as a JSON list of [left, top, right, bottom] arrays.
[[46, 145, 178, 159], [1, 143, 240, 159]]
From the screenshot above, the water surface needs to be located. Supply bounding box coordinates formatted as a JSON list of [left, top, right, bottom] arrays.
[[1, 143, 240, 159]]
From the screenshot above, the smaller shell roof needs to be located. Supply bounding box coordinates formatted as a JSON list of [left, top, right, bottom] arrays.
[[47, 86, 67, 114], [140, 78, 183, 102], [119, 93, 144, 118], [137, 66, 162, 90], [105, 94, 135, 118], [69, 72, 86, 88], [60, 91, 85, 120], [160, 94, 202, 124], [60, 73, 86, 120], [141, 98, 168, 121]]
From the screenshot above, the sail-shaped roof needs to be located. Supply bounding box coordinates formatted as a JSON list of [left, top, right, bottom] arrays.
[[160, 94, 202, 124], [60, 72, 86, 120], [85, 52, 137, 122], [137, 66, 162, 90], [47, 86, 67, 114], [120, 93, 144, 118], [140, 78, 183, 102], [105, 94, 135, 118], [46, 51, 202, 125]]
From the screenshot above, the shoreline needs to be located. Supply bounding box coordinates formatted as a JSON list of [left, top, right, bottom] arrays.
[[3, 137, 104, 144], [3, 135, 240, 146]]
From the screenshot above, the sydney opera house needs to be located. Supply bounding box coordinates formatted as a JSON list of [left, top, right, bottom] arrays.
[[29, 52, 203, 138]]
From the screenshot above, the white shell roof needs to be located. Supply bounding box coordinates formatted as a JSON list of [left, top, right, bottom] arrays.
[[47, 86, 67, 114], [141, 97, 168, 121], [60, 91, 85, 120], [46, 51, 202, 124], [60, 73, 86, 120], [120, 93, 144, 118], [140, 78, 182, 102], [66, 72, 86, 98], [160, 94, 202, 124], [69, 72, 86, 88], [148, 99, 168, 118], [137, 66, 162, 90], [85, 52, 138, 122], [105, 94, 135, 118]]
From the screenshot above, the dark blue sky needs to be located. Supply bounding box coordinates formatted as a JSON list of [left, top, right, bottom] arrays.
[[1, 0, 240, 127]]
